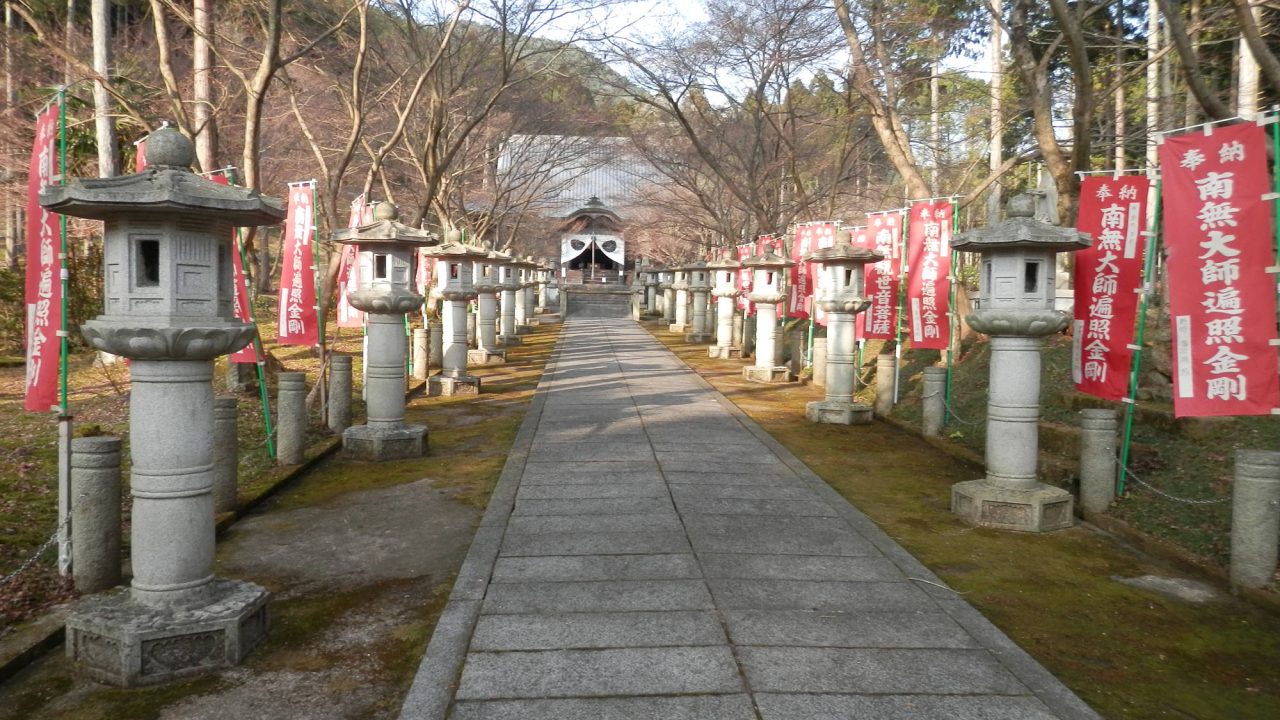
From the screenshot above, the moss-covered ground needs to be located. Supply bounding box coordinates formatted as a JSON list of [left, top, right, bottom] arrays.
[[649, 322, 1280, 720], [0, 317, 557, 718]]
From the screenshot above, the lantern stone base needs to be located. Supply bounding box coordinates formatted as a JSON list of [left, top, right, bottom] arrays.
[[65, 579, 269, 688], [743, 365, 792, 384], [707, 346, 742, 360], [343, 423, 428, 461], [684, 332, 713, 343], [668, 323, 690, 333], [951, 479, 1074, 533], [526, 317, 545, 326], [804, 400, 873, 425], [514, 324, 532, 335], [498, 334, 523, 346], [429, 374, 481, 397], [467, 348, 507, 366]]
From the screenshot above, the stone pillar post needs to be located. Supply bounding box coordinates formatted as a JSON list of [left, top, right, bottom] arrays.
[[670, 287, 690, 332], [709, 295, 740, 359], [469, 292, 506, 365], [1078, 409, 1117, 514], [922, 367, 946, 437], [874, 354, 896, 417], [743, 303, 789, 383], [984, 336, 1041, 489], [524, 284, 537, 325], [466, 309, 477, 348], [212, 397, 238, 513], [71, 435, 122, 594], [743, 315, 756, 357], [412, 329, 429, 381], [645, 283, 657, 314], [662, 287, 676, 323], [812, 337, 827, 388], [687, 289, 711, 342], [500, 286, 520, 345], [429, 320, 443, 366], [277, 371, 307, 466], [1230, 450, 1280, 589], [432, 291, 482, 396], [366, 313, 410, 427], [803, 250, 875, 424], [328, 354, 353, 433], [732, 311, 743, 349], [514, 280, 530, 332]]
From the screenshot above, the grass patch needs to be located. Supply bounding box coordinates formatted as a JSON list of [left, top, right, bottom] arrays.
[[648, 322, 1280, 720]]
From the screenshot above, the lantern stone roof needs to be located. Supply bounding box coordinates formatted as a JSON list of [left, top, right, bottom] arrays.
[[706, 256, 740, 269], [332, 202, 439, 247], [39, 127, 284, 226], [487, 249, 513, 263], [427, 238, 489, 261], [741, 249, 794, 268], [952, 193, 1090, 253], [806, 245, 883, 264]]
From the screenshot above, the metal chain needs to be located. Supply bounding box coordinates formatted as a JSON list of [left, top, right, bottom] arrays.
[[0, 529, 60, 586], [1123, 466, 1230, 506], [920, 389, 978, 426]]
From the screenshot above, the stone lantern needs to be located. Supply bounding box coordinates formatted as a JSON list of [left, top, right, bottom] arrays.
[[742, 249, 794, 383], [668, 266, 692, 332], [804, 237, 883, 425], [685, 262, 713, 342], [658, 269, 676, 323], [428, 234, 487, 395], [949, 193, 1090, 532], [41, 127, 283, 686], [470, 250, 507, 365], [534, 262, 551, 314], [332, 203, 438, 459], [643, 268, 660, 316], [707, 257, 742, 359], [497, 256, 522, 346], [512, 256, 535, 333]]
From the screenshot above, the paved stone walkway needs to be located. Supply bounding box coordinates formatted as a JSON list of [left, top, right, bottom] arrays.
[[400, 319, 1100, 720]]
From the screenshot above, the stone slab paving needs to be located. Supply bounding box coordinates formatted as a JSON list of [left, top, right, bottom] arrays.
[[400, 319, 1101, 720]]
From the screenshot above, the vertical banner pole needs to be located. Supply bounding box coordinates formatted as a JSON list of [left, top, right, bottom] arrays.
[[943, 200, 959, 425], [228, 170, 275, 458], [56, 89, 72, 575], [1271, 112, 1280, 349], [893, 211, 909, 403], [1118, 183, 1162, 496]]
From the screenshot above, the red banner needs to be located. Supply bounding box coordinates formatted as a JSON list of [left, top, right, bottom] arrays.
[[906, 201, 953, 350], [789, 223, 834, 319], [811, 224, 839, 327], [277, 183, 319, 346], [864, 212, 904, 340], [335, 196, 366, 328], [134, 137, 147, 172], [735, 243, 753, 315], [209, 174, 259, 363], [24, 100, 62, 412], [1160, 122, 1279, 417], [1071, 176, 1150, 400]]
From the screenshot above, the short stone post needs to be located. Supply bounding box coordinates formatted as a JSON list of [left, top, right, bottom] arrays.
[[922, 367, 946, 437], [469, 253, 507, 365], [429, 320, 443, 366], [71, 435, 122, 594], [328, 354, 353, 433], [874, 354, 896, 417], [1230, 450, 1280, 589], [812, 337, 827, 387], [661, 273, 676, 323], [212, 397, 239, 513], [277, 372, 307, 465], [466, 309, 477, 348], [1078, 409, 1117, 514], [732, 311, 744, 349], [412, 329, 429, 381], [743, 314, 756, 357]]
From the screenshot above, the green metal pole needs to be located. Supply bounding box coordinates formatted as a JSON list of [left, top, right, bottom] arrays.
[[1271, 111, 1279, 344], [228, 169, 275, 458], [943, 200, 959, 426], [1118, 181, 1162, 496]]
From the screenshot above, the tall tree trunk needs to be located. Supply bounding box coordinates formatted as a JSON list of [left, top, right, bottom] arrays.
[[92, 0, 119, 177], [1114, 0, 1126, 172], [987, 0, 1003, 223], [193, 0, 216, 172], [1231, 0, 1280, 97], [1158, 0, 1231, 120], [1146, 0, 1159, 170], [1235, 1, 1261, 117], [64, 0, 75, 83], [930, 55, 941, 196], [1183, 0, 1200, 126]]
